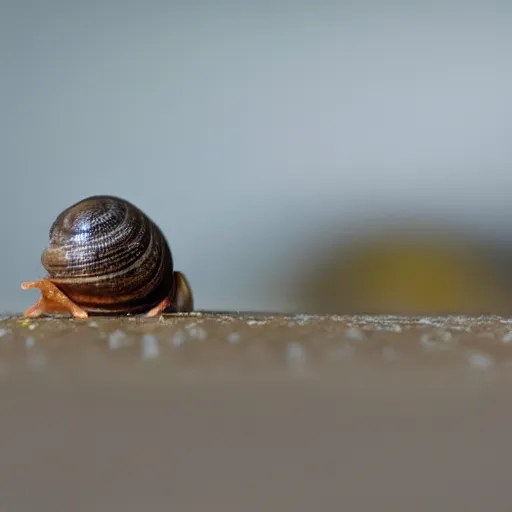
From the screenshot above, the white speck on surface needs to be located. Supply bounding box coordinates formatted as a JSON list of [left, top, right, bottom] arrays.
[[28, 323, 38, 331], [420, 333, 437, 349], [382, 347, 398, 362], [141, 334, 159, 360], [437, 330, 453, 343], [88, 321, 99, 328], [468, 352, 494, 370], [24, 336, 35, 348], [247, 319, 266, 326], [286, 342, 307, 369], [172, 330, 186, 347], [345, 327, 364, 340], [0, 328, 7, 337], [108, 329, 126, 350], [376, 323, 402, 332], [502, 330, 512, 343], [188, 326, 207, 341], [185, 322, 208, 340], [294, 314, 311, 325], [227, 332, 241, 344], [420, 331, 454, 350]]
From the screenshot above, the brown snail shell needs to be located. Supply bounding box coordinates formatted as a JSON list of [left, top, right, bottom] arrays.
[[21, 195, 193, 318]]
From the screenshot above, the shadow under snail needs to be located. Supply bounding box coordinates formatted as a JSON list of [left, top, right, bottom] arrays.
[[21, 195, 194, 319]]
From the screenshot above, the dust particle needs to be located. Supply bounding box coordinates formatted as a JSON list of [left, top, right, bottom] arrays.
[[227, 332, 241, 344], [345, 327, 364, 340], [502, 330, 512, 343], [108, 329, 126, 350], [294, 314, 311, 326], [468, 352, 494, 370], [286, 342, 307, 368], [141, 334, 159, 360], [172, 330, 186, 347], [188, 326, 208, 341]]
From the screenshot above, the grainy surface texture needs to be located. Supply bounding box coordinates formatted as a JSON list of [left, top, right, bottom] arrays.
[[1, 312, 512, 511]]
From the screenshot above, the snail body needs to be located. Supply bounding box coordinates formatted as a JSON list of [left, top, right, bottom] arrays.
[[21, 195, 193, 318]]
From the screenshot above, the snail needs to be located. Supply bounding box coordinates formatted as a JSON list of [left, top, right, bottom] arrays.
[[21, 195, 193, 319]]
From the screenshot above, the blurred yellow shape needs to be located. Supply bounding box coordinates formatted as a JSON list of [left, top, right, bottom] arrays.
[[302, 233, 507, 315]]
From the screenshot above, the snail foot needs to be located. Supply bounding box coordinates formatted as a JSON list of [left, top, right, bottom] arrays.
[[146, 272, 194, 317], [21, 278, 89, 319], [146, 297, 172, 317]]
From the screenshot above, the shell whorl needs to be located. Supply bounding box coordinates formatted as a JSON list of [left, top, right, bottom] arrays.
[[42, 195, 174, 313]]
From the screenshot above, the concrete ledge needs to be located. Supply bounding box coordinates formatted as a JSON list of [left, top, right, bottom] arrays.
[[2, 312, 512, 378], [1, 313, 511, 511]]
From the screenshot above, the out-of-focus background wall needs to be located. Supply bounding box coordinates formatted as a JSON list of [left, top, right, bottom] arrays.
[[2, 1, 512, 315]]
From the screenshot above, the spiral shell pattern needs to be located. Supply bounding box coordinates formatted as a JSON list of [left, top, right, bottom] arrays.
[[41, 195, 174, 313]]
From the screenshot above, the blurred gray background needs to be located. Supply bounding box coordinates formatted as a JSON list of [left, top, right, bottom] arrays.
[[2, 1, 512, 314]]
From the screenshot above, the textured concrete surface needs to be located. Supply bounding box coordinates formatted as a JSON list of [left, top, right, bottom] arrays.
[[1, 312, 512, 511]]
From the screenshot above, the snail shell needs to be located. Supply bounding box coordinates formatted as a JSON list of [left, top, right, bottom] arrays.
[[39, 195, 190, 314]]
